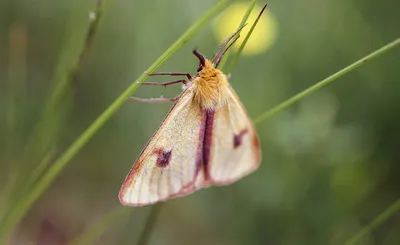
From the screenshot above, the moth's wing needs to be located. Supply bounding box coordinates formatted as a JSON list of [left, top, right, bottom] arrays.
[[207, 87, 261, 185], [119, 89, 206, 206]]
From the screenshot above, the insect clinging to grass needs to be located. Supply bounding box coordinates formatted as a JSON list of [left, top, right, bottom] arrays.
[[119, 4, 267, 206]]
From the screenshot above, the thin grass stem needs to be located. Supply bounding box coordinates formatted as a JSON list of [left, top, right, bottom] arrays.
[[254, 38, 400, 124], [344, 198, 400, 245]]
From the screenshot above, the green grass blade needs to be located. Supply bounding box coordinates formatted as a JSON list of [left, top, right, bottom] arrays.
[[218, 0, 257, 71], [0, 0, 230, 241], [344, 199, 400, 245], [254, 38, 400, 125], [225, 3, 267, 74]]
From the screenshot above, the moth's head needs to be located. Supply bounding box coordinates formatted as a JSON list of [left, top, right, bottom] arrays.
[[191, 49, 229, 110], [192, 49, 221, 79], [193, 49, 213, 72]]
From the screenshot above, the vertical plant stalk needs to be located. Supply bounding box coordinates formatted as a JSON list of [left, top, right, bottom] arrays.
[[67, 207, 132, 245], [136, 204, 163, 245], [0, 0, 231, 242], [75, 0, 108, 76], [28, 0, 110, 153]]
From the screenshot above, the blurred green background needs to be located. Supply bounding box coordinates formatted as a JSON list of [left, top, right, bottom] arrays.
[[1, 0, 399, 244]]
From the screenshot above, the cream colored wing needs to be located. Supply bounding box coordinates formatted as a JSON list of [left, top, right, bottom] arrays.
[[207, 87, 261, 185], [119, 88, 206, 206]]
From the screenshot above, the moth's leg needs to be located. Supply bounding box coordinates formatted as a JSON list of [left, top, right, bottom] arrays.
[[145, 72, 192, 80], [129, 95, 180, 103], [138, 79, 186, 87]]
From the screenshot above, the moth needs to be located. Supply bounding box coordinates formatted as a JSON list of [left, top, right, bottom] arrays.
[[119, 5, 266, 206]]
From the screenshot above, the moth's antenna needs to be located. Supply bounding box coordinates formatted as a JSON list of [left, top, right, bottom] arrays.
[[192, 49, 206, 72], [214, 3, 268, 68], [215, 34, 240, 68], [211, 24, 247, 65]]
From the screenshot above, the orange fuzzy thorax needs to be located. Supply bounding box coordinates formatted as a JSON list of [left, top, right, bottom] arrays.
[[192, 59, 230, 110]]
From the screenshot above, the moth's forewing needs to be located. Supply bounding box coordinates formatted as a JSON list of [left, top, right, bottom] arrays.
[[119, 88, 205, 206]]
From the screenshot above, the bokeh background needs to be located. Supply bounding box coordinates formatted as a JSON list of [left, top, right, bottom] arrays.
[[1, 0, 399, 244]]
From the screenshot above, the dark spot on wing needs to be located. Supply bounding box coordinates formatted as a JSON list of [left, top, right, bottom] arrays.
[[233, 129, 249, 149], [153, 148, 172, 168]]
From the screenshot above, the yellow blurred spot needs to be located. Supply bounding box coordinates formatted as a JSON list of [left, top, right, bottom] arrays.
[[213, 2, 278, 55]]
